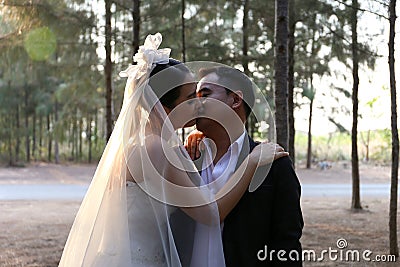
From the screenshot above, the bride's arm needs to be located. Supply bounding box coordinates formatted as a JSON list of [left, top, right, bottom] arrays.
[[144, 136, 287, 224], [180, 142, 287, 223], [185, 132, 289, 221], [214, 142, 281, 222]]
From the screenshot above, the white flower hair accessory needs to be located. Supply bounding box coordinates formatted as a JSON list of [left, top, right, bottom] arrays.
[[119, 32, 171, 79]]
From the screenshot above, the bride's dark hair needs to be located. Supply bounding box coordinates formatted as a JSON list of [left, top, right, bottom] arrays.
[[149, 58, 191, 109]]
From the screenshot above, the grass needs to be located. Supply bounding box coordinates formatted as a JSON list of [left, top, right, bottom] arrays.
[[295, 129, 392, 164]]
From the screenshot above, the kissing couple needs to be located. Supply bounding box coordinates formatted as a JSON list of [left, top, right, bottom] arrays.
[[59, 33, 303, 267]]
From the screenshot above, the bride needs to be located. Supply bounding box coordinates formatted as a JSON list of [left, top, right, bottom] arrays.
[[58, 33, 286, 267]]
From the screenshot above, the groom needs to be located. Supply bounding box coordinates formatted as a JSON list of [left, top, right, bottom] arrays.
[[196, 66, 303, 266]]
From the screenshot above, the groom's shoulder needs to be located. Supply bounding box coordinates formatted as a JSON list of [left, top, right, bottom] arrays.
[[268, 156, 300, 189], [266, 156, 295, 180], [271, 156, 294, 170]]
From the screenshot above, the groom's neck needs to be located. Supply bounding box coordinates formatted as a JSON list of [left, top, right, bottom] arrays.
[[206, 127, 243, 164]]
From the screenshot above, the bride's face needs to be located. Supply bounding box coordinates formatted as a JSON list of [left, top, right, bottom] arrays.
[[165, 74, 198, 129]]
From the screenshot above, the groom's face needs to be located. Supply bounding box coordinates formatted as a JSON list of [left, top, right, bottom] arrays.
[[195, 73, 234, 133]]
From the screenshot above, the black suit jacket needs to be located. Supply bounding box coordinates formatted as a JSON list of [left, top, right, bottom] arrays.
[[170, 136, 303, 267], [222, 137, 303, 266]]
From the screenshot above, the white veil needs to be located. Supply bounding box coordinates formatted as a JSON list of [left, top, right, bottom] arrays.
[[58, 33, 225, 267]]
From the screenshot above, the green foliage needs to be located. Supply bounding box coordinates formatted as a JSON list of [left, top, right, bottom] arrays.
[[0, 0, 386, 164], [0, 0, 102, 164]]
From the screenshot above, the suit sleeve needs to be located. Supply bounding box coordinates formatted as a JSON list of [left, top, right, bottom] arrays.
[[269, 156, 304, 266]]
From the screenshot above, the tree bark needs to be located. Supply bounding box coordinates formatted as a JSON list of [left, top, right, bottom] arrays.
[[274, 0, 289, 150], [181, 0, 186, 63], [242, 0, 251, 134], [47, 114, 52, 162], [24, 84, 30, 163], [242, 0, 250, 77], [388, 0, 399, 257], [132, 0, 140, 60], [32, 111, 36, 160], [88, 115, 92, 164], [306, 23, 317, 169], [71, 117, 75, 160], [181, 0, 186, 143], [8, 116, 13, 166], [95, 110, 99, 150], [288, 0, 296, 165], [306, 97, 313, 169], [79, 117, 83, 160], [54, 100, 59, 164], [351, 0, 362, 210], [105, 0, 113, 141], [39, 114, 42, 159], [14, 81, 20, 163]]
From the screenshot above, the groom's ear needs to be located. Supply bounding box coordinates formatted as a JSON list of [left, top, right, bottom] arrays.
[[231, 90, 243, 110]]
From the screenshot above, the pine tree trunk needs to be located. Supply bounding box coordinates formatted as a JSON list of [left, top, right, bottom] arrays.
[[242, 0, 250, 134], [306, 98, 313, 169], [32, 111, 36, 160], [15, 91, 20, 163], [24, 84, 30, 163], [181, 0, 186, 143], [181, 0, 186, 63], [7, 115, 14, 166], [79, 117, 83, 160], [132, 0, 140, 59], [274, 0, 289, 150], [105, 0, 113, 141], [88, 115, 92, 164], [71, 117, 75, 160], [288, 0, 296, 165], [388, 0, 399, 257], [54, 100, 59, 164], [39, 115, 42, 159], [95, 110, 99, 150], [75, 117, 79, 161], [47, 114, 52, 162], [351, 0, 361, 210]]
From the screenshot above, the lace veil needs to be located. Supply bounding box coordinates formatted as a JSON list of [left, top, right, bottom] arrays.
[[58, 33, 225, 267]]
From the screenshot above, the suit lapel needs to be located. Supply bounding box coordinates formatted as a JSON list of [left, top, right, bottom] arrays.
[[234, 134, 257, 171]]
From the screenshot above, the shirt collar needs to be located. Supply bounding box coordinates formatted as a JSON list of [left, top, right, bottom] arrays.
[[230, 131, 246, 153], [204, 131, 246, 157], [203, 131, 246, 153], [202, 131, 247, 166]]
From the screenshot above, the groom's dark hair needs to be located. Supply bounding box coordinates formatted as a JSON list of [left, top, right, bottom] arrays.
[[149, 58, 191, 109], [198, 66, 255, 118]]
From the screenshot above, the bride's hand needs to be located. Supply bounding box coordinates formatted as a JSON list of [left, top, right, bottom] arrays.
[[273, 143, 288, 160], [249, 141, 289, 166], [184, 129, 205, 160]]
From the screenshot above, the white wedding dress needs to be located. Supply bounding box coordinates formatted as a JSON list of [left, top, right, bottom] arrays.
[[58, 33, 225, 267], [126, 181, 170, 266]]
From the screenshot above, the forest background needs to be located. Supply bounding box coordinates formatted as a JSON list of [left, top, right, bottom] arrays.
[[1, 0, 400, 262], [0, 0, 398, 166]]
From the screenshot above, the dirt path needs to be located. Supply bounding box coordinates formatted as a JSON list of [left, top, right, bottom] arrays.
[[0, 161, 392, 185], [0, 163, 398, 266], [0, 163, 95, 184]]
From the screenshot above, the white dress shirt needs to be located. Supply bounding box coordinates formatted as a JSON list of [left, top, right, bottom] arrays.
[[190, 131, 246, 267], [201, 131, 246, 193]]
